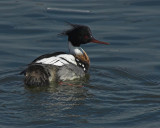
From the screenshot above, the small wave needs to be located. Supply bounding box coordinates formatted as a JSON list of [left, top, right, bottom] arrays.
[[47, 7, 91, 13]]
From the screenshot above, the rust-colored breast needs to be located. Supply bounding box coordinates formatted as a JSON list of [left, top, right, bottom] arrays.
[[75, 51, 90, 72], [76, 51, 90, 65]]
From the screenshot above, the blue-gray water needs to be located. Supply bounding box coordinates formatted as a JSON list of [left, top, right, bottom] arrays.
[[0, 0, 160, 128]]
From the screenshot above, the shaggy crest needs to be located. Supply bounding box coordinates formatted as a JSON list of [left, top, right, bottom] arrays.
[[59, 22, 91, 36]]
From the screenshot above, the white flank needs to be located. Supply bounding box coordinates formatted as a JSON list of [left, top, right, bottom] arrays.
[[36, 54, 77, 66]]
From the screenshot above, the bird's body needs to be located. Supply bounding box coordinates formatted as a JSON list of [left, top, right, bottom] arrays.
[[22, 23, 109, 86]]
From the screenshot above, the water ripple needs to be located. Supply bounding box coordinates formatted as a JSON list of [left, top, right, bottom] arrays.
[[0, 0, 160, 127]]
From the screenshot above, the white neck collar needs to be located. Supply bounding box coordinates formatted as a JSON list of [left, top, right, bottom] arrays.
[[68, 41, 84, 55]]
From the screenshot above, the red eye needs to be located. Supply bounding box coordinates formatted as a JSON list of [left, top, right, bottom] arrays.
[[84, 35, 89, 39]]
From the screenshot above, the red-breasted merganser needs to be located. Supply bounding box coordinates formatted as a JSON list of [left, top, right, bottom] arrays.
[[22, 23, 109, 86]]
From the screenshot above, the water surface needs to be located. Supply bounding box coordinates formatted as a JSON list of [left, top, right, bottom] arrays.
[[0, 0, 160, 128]]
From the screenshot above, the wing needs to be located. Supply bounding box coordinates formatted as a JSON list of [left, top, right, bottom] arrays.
[[33, 52, 77, 66], [31, 52, 66, 63]]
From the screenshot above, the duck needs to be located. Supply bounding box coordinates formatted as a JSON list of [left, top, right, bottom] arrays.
[[21, 23, 109, 86]]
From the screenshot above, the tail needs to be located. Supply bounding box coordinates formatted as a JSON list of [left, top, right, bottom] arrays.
[[22, 64, 55, 87]]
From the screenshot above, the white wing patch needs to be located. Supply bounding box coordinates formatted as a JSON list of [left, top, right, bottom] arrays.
[[35, 54, 77, 66]]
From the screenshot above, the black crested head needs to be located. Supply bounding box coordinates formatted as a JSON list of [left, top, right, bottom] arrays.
[[60, 22, 109, 47], [61, 23, 93, 47]]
